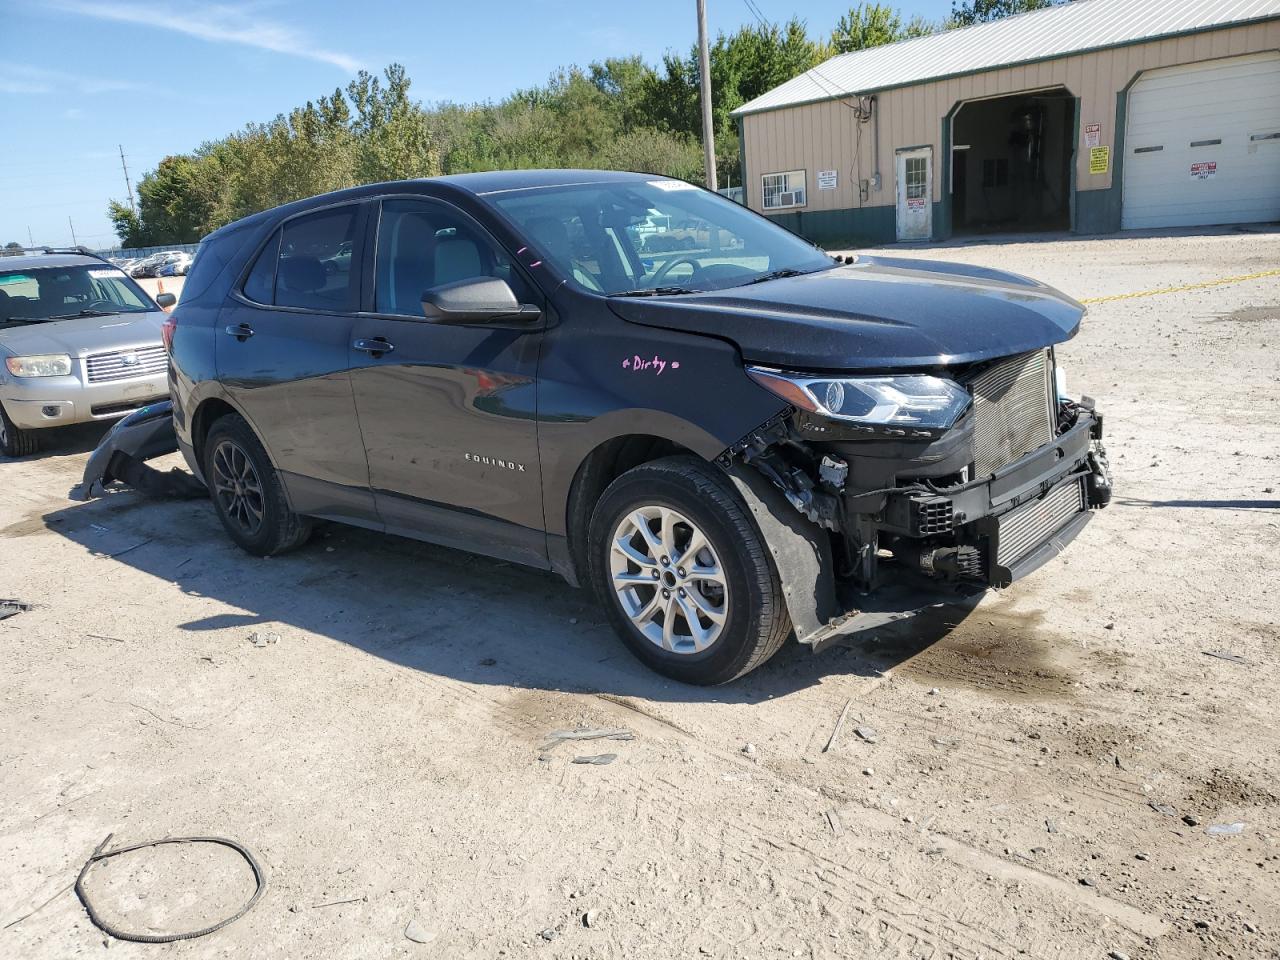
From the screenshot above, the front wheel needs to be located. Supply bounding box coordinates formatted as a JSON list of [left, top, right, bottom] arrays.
[[589, 456, 792, 685], [0, 405, 39, 458]]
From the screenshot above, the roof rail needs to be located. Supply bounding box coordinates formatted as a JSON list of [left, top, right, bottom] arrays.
[[5, 245, 115, 266]]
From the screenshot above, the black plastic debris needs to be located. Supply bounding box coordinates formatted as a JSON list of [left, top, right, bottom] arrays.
[[0, 599, 33, 621]]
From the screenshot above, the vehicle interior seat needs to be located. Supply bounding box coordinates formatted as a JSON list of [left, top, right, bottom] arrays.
[[277, 257, 327, 304], [523, 216, 602, 291]]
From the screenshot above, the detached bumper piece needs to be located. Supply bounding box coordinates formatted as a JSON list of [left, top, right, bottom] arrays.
[[71, 400, 206, 502]]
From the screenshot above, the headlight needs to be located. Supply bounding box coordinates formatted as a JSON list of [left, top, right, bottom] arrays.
[[747, 366, 970, 431], [6, 354, 72, 378]]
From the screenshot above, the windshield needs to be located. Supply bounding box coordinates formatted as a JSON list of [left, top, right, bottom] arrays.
[[489, 179, 833, 295], [0, 264, 154, 325]]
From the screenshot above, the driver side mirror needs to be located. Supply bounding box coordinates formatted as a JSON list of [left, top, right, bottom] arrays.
[[155, 292, 176, 309], [420, 277, 540, 325]]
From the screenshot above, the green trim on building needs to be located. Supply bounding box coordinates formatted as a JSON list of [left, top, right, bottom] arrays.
[[765, 204, 897, 248]]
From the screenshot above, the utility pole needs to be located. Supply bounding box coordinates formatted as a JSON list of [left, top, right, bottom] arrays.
[[68, 217, 78, 247], [119, 144, 136, 215], [696, 0, 717, 191]]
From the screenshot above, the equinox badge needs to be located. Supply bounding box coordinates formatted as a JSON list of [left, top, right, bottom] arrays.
[[465, 452, 526, 472]]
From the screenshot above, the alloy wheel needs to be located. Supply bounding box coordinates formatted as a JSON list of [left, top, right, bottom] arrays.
[[211, 439, 265, 535], [609, 505, 728, 654]]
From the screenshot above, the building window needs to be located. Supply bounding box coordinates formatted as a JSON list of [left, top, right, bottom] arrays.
[[762, 170, 806, 210], [982, 157, 1009, 189]]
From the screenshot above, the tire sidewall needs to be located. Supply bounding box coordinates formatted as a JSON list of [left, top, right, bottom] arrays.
[[590, 466, 771, 684], [203, 416, 285, 555]]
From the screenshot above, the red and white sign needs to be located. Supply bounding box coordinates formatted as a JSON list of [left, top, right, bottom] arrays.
[[906, 197, 926, 210], [1084, 123, 1101, 148], [1190, 161, 1217, 180]]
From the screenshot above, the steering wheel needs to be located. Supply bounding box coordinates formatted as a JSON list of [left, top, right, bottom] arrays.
[[651, 255, 704, 286], [83, 299, 117, 310]]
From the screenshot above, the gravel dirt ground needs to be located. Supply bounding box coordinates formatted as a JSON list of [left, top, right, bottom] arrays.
[[3, 226, 1279, 959]]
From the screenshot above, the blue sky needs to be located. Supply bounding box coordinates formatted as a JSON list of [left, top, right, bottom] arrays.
[[1, 0, 955, 249]]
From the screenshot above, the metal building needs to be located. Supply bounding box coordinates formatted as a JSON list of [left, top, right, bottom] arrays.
[[732, 0, 1280, 244]]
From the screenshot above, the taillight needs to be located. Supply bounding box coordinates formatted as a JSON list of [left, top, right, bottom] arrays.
[[161, 314, 177, 354]]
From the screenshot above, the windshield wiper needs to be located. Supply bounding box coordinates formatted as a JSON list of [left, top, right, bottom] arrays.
[[741, 268, 812, 286], [47, 309, 117, 320], [609, 286, 702, 298]]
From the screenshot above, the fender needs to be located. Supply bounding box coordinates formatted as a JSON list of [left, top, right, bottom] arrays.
[[71, 400, 205, 501], [723, 460, 839, 645]]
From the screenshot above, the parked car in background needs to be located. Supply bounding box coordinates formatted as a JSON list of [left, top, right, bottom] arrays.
[[129, 252, 186, 278], [156, 253, 193, 277], [0, 249, 174, 456], [153, 170, 1111, 684]]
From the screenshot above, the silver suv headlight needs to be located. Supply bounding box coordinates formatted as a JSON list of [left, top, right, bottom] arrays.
[[6, 354, 72, 378], [747, 366, 970, 430]]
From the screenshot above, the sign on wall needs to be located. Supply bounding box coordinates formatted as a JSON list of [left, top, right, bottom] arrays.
[[817, 169, 838, 190], [1084, 123, 1101, 148], [1190, 161, 1217, 180], [1089, 146, 1110, 175]]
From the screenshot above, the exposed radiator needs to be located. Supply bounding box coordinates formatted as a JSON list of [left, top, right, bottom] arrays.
[[996, 478, 1085, 567], [967, 349, 1053, 477]]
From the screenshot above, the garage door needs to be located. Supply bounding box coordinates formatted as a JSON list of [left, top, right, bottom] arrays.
[[1122, 51, 1280, 230]]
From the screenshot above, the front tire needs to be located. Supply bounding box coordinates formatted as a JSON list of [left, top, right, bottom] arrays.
[[203, 414, 311, 556], [589, 456, 792, 685], [0, 405, 39, 458]]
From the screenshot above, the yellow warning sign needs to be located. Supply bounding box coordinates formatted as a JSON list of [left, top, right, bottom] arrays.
[[1089, 146, 1110, 175]]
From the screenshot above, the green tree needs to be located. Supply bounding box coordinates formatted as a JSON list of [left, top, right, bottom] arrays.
[[832, 5, 904, 53], [2, 241, 24, 256], [950, 0, 1061, 26]]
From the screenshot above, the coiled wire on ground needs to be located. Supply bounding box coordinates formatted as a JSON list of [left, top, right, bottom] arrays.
[[75, 833, 266, 943]]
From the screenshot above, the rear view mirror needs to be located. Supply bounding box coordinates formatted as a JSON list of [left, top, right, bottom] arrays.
[[155, 292, 176, 309], [420, 277, 540, 324]]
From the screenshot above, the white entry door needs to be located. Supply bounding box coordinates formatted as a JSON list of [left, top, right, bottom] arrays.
[[896, 147, 933, 241]]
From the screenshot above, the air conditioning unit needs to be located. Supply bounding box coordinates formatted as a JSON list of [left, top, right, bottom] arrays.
[[778, 191, 798, 207]]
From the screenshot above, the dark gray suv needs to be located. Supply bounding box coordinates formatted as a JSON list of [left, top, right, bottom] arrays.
[[157, 169, 1109, 684]]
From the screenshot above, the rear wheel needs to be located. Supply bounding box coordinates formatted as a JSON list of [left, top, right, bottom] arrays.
[[589, 456, 791, 685], [0, 405, 39, 458], [203, 414, 311, 556]]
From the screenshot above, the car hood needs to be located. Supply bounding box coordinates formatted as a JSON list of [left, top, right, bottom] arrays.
[[608, 256, 1084, 370], [0, 310, 167, 358]]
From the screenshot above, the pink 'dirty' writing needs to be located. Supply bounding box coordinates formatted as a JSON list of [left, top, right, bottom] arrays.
[[622, 354, 681, 375]]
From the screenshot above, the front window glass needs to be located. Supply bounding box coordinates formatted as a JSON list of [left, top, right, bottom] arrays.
[[374, 199, 533, 316], [0, 264, 152, 326], [490, 179, 831, 296]]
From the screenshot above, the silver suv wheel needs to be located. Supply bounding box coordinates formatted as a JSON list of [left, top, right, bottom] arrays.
[[609, 505, 728, 654]]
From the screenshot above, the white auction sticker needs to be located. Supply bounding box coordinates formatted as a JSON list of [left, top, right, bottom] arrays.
[[88, 269, 123, 279], [648, 179, 697, 191]]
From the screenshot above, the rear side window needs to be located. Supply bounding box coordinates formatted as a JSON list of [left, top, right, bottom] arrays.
[[241, 206, 358, 311], [242, 231, 279, 304]]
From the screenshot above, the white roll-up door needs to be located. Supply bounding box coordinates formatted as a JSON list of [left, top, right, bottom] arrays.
[[1122, 51, 1280, 230]]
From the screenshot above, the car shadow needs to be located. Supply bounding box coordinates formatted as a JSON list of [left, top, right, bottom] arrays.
[[3, 420, 112, 462], [35, 489, 983, 706], [1115, 496, 1279, 510]]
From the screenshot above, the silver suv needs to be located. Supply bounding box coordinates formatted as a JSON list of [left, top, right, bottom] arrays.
[[0, 249, 173, 456]]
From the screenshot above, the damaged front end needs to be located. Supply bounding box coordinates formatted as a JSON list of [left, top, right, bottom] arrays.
[[723, 348, 1111, 649]]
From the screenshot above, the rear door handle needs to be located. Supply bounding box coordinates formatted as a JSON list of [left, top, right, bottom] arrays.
[[224, 323, 254, 341], [353, 338, 395, 355]]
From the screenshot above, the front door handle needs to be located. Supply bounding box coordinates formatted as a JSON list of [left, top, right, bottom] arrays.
[[353, 337, 395, 355], [224, 323, 254, 341]]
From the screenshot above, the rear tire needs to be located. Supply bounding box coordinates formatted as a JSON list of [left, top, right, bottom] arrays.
[[203, 413, 311, 556], [589, 456, 791, 685], [0, 405, 39, 458]]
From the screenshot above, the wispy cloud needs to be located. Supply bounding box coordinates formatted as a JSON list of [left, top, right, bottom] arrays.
[[0, 64, 142, 96], [46, 1, 362, 73]]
